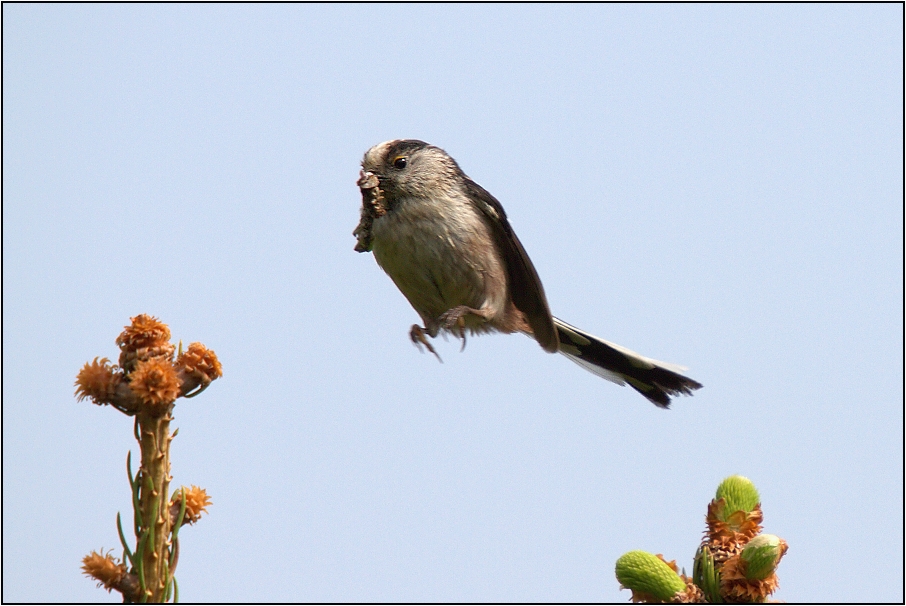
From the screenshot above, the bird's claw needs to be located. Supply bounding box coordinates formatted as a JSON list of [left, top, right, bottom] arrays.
[[438, 308, 468, 351], [410, 325, 442, 362]]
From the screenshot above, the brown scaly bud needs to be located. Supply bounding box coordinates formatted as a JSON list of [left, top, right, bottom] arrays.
[[75, 357, 144, 415], [674, 581, 705, 604], [720, 535, 788, 603], [75, 358, 124, 405], [703, 499, 764, 567], [81, 550, 127, 592], [81, 550, 142, 602], [170, 485, 212, 526], [129, 358, 180, 414], [116, 314, 175, 372], [720, 534, 789, 603], [175, 342, 223, 396]]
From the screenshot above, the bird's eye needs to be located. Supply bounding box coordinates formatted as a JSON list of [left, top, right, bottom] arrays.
[[392, 156, 408, 169]]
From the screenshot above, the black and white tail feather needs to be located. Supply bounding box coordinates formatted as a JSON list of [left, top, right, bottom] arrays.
[[554, 318, 702, 408]]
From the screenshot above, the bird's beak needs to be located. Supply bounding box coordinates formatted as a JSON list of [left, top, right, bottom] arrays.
[[357, 170, 380, 190]]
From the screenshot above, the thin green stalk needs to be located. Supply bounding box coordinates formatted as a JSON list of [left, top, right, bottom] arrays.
[[116, 512, 133, 567]]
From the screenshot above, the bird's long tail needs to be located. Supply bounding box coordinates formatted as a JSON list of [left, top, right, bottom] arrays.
[[553, 318, 702, 408]]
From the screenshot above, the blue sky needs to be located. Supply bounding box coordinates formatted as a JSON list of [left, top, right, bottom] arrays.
[[3, 4, 902, 602]]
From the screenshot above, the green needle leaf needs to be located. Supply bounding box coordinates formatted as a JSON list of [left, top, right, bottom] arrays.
[[116, 512, 134, 566]]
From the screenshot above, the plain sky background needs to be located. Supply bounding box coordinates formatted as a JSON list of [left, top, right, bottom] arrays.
[[3, 4, 903, 603]]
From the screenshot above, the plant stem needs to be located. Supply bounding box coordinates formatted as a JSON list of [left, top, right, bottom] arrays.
[[137, 410, 173, 602]]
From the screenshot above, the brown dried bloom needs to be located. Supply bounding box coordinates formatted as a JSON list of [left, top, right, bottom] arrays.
[[116, 314, 175, 372], [81, 550, 126, 592], [75, 358, 124, 405], [129, 358, 180, 412], [675, 581, 705, 604], [719, 551, 782, 602], [116, 314, 171, 350], [703, 499, 763, 566], [177, 342, 223, 380], [171, 485, 212, 525], [176, 342, 223, 394]]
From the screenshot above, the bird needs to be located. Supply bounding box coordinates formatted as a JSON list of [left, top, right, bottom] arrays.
[[353, 139, 702, 407]]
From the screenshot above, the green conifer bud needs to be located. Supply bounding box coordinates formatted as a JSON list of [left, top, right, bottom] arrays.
[[715, 475, 760, 517], [740, 534, 786, 580], [615, 550, 686, 601]]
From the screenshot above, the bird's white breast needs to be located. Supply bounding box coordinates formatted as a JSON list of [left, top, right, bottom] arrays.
[[370, 194, 508, 327]]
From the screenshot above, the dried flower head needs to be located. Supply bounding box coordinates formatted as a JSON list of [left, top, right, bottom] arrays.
[[116, 314, 171, 350], [81, 550, 126, 592], [129, 358, 180, 412], [703, 499, 764, 566], [177, 342, 223, 381], [116, 314, 175, 372], [176, 342, 223, 395], [171, 485, 212, 525], [719, 536, 788, 603], [674, 581, 705, 604], [75, 358, 123, 405]]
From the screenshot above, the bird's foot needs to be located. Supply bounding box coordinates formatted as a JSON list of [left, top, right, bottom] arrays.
[[438, 306, 485, 351], [410, 325, 442, 362]]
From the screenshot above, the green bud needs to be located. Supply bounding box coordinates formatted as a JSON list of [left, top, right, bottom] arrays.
[[715, 475, 760, 517], [740, 534, 786, 580], [615, 550, 687, 601]]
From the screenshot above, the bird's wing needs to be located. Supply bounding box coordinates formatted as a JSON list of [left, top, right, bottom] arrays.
[[462, 177, 559, 352]]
